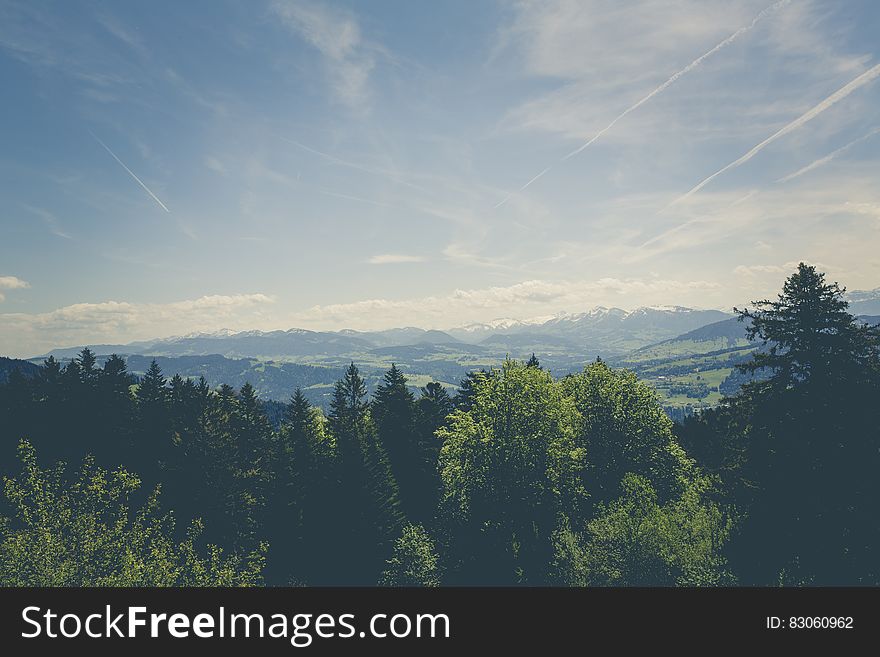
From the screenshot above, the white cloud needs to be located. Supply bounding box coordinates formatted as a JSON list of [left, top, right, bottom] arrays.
[[367, 254, 425, 265], [271, 0, 378, 109], [0, 293, 274, 356], [292, 277, 723, 330], [0, 275, 30, 302], [0, 276, 31, 290]]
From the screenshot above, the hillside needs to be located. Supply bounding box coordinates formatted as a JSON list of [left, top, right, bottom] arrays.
[[0, 357, 40, 384], [612, 316, 757, 415]]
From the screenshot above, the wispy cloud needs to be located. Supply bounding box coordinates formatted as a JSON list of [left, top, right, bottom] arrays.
[[97, 13, 148, 58], [493, 0, 791, 208], [777, 127, 880, 183], [204, 156, 227, 175], [367, 254, 425, 265], [271, 0, 378, 109], [21, 204, 72, 239], [89, 131, 171, 212], [668, 62, 880, 207], [278, 135, 429, 193], [734, 260, 835, 277]]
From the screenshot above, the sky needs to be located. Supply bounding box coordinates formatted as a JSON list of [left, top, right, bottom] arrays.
[[1, 0, 879, 357]]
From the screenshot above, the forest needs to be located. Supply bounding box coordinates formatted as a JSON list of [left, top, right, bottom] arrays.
[[0, 264, 878, 586]]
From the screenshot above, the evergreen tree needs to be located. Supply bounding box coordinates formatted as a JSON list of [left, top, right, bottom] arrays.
[[77, 347, 99, 385], [454, 369, 488, 412], [722, 263, 880, 584], [373, 365, 427, 520], [413, 382, 454, 521], [135, 360, 170, 481], [328, 363, 404, 584], [736, 263, 880, 390]]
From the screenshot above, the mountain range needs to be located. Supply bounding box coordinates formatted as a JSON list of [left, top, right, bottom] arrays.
[[40, 305, 733, 362], [19, 290, 880, 413]]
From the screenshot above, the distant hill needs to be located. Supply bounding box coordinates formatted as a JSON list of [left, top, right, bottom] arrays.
[[449, 306, 731, 349], [39, 305, 733, 364], [344, 327, 461, 347], [666, 316, 750, 343], [612, 316, 757, 415], [123, 354, 344, 406], [0, 357, 40, 384], [848, 288, 880, 315]]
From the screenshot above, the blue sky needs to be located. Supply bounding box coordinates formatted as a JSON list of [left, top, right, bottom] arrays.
[[1, 0, 879, 356]]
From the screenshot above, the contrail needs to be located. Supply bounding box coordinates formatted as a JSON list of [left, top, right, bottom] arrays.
[[278, 135, 430, 194], [493, 0, 790, 209], [777, 126, 880, 183], [493, 166, 551, 208], [667, 62, 880, 207], [563, 0, 791, 162], [89, 131, 171, 212]]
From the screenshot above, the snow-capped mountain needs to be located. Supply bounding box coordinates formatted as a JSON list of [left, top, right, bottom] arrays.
[[447, 306, 731, 347]]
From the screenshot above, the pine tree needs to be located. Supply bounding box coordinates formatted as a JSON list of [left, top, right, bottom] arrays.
[[414, 382, 454, 519], [736, 262, 880, 389], [328, 363, 403, 584], [97, 354, 135, 465], [454, 369, 488, 412], [285, 388, 316, 484], [77, 347, 99, 385], [135, 360, 170, 480], [726, 263, 880, 584], [373, 365, 427, 520]]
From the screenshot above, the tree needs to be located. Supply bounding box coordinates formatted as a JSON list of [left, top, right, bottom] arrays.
[[0, 440, 264, 586], [562, 360, 694, 508], [736, 262, 880, 390], [96, 354, 135, 465], [551, 474, 732, 586], [380, 523, 441, 587], [695, 264, 880, 584], [266, 388, 331, 584], [77, 347, 99, 385], [453, 369, 487, 412], [135, 360, 171, 480], [437, 360, 584, 584], [373, 365, 428, 520], [327, 363, 404, 584], [414, 382, 454, 518]]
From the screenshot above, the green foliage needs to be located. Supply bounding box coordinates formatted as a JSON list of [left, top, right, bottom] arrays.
[[562, 360, 694, 506], [1, 263, 874, 587], [438, 360, 585, 583], [380, 523, 442, 587], [552, 474, 732, 586], [0, 440, 264, 586]]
